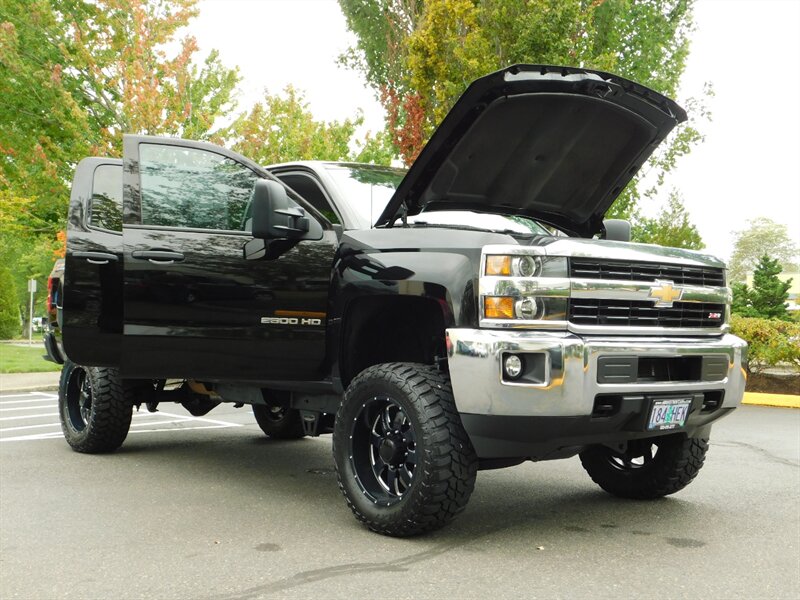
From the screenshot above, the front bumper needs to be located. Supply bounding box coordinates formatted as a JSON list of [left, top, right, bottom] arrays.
[[446, 329, 747, 459]]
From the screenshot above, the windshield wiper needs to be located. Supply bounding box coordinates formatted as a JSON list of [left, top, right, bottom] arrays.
[[410, 221, 533, 237]]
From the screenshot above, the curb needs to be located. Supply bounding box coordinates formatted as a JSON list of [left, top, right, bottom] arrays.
[[0, 384, 60, 393], [742, 392, 800, 409]]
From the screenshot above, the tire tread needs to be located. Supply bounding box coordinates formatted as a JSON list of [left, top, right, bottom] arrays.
[[579, 434, 708, 499], [333, 362, 478, 537]]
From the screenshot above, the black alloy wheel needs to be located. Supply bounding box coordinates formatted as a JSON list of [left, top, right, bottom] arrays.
[[58, 360, 134, 453], [64, 365, 93, 432], [350, 396, 417, 503], [333, 363, 478, 537], [579, 433, 709, 499]]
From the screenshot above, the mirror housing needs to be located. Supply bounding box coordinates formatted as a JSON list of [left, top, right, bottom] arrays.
[[251, 179, 313, 240], [602, 219, 631, 242]]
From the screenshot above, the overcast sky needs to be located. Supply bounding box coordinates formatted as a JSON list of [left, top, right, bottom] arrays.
[[188, 0, 800, 262]]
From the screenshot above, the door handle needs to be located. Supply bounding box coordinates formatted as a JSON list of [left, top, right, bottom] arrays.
[[73, 251, 118, 265], [131, 250, 185, 264]]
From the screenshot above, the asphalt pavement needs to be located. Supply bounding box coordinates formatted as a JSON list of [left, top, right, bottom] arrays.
[[0, 390, 798, 599]]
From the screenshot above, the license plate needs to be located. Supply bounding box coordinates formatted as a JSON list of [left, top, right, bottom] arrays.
[[647, 398, 691, 431]]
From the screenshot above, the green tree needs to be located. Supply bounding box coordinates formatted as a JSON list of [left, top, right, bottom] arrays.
[[633, 191, 704, 250], [0, 266, 20, 339], [353, 130, 397, 166], [1, 0, 239, 326], [0, 0, 239, 233], [749, 255, 792, 320], [339, 0, 709, 222], [728, 217, 799, 283], [223, 86, 362, 165], [730, 282, 755, 318]]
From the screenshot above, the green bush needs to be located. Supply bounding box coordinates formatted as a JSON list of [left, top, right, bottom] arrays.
[[730, 315, 800, 373], [0, 267, 21, 339]]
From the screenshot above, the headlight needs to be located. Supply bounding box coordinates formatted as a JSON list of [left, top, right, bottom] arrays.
[[484, 255, 568, 277], [481, 253, 569, 325]]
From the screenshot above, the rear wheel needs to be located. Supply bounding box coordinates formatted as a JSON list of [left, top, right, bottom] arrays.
[[579, 434, 709, 499], [252, 404, 305, 439], [333, 363, 477, 537], [58, 360, 134, 453]]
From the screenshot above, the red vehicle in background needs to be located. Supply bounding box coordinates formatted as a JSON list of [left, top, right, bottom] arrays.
[[43, 258, 65, 364]]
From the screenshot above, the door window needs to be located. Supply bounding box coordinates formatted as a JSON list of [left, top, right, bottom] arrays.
[[277, 172, 341, 224], [90, 164, 123, 232], [139, 144, 257, 231]]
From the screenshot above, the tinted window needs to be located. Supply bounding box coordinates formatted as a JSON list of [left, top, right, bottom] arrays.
[[278, 172, 341, 224], [139, 144, 257, 231], [90, 164, 123, 231]]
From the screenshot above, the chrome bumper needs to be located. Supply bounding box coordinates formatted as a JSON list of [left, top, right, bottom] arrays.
[[446, 329, 747, 417]]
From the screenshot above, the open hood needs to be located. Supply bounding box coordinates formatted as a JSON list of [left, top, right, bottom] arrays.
[[375, 65, 686, 237]]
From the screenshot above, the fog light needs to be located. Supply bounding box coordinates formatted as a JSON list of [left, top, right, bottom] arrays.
[[504, 354, 524, 379]]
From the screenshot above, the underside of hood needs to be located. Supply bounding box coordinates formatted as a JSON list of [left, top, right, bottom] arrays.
[[375, 65, 686, 237]]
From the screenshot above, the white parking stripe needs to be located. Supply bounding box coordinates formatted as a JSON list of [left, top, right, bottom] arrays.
[[1, 424, 238, 442], [156, 411, 244, 427], [128, 425, 237, 434], [0, 412, 59, 421], [0, 398, 58, 406], [1, 431, 64, 442], [0, 422, 62, 432], [0, 405, 59, 412], [0, 392, 57, 400], [130, 419, 192, 427]]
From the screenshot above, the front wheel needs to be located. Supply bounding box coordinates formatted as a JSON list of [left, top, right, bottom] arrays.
[[333, 363, 478, 537], [579, 434, 709, 499], [58, 360, 134, 453]]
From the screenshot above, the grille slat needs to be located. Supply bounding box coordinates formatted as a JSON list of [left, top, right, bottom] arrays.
[[570, 259, 724, 287], [568, 299, 725, 328]]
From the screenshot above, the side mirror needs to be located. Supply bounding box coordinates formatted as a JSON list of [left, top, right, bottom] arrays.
[[602, 219, 631, 242], [251, 179, 310, 240]]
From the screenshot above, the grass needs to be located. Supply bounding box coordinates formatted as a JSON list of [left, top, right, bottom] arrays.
[[0, 344, 62, 374]]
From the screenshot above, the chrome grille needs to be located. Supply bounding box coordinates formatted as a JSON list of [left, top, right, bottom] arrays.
[[569, 299, 726, 328], [570, 259, 724, 287]]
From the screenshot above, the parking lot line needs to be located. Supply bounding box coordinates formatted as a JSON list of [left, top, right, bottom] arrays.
[[0, 397, 59, 405], [0, 405, 62, 412], [0, 412, 59, 421], [128, 424, 238, 434], [155, 411, 244, 427], [130, 418, 193, 427], [0, 392, 57, 401], [0, 422, 62, 432], [1, 431, 65, 442]]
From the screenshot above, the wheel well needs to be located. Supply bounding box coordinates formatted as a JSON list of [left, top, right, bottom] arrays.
[[340, 296, 447, 387]]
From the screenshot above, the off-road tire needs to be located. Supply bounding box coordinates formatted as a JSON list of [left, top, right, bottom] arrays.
[[579, 434, 709, 499], [252, 404, 305, 439], [58, 360, 134, 453], [333, 363, 478, 537]]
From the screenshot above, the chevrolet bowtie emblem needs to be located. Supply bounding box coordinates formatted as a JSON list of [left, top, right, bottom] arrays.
[[649, 280, 683, 307]]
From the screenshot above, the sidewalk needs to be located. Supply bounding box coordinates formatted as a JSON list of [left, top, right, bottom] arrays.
[[0, 371, 61, 393], [0, 369, 797, 407]]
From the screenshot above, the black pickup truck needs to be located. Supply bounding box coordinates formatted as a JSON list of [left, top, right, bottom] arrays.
[[47, 65, 746, 536]]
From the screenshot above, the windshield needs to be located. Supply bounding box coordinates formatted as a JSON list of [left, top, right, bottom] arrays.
[[324, 164, 551, 236], [324, 165, 405, 227]]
